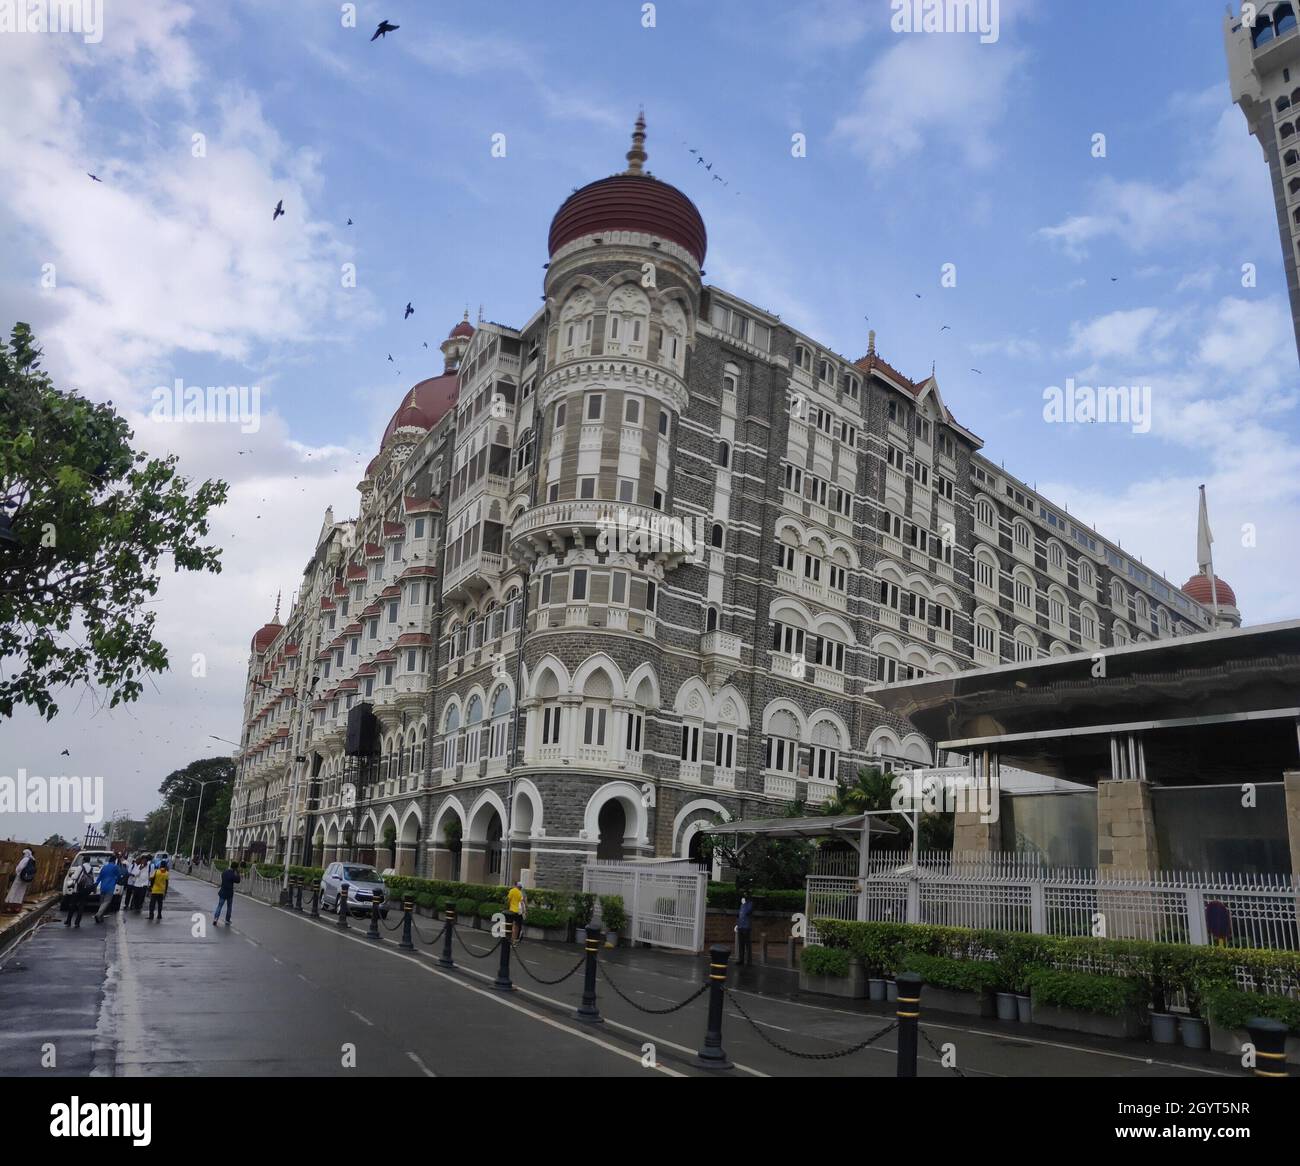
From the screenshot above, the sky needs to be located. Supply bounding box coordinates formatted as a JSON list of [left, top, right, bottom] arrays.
[[2, 0, 1297, 845]]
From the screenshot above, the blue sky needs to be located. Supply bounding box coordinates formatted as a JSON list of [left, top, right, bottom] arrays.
[[2, 0, 1297, 839]]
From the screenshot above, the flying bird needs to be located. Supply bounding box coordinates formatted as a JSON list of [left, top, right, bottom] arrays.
[[914, 293, 922, 299], [273, 199, 284, 220], [970, 368, 983, 374], [404, 302, 414, 319], [422, 341, 428, 348], [1110, 276, 1119, 282], [387, 354, 394, 363], [371, 20, 399, 40], [346, 218, 353, 225], [60, 749, 70, 756], [940, 324, 951, 332], [87, 173, 102, 183]]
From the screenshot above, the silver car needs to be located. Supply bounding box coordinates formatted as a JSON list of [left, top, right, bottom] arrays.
[[320, 862, 389, 918]]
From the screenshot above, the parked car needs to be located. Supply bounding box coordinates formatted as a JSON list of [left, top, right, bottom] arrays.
[[153, 851, 170, 867], [59, 849, 119, 911], [319, 862, 389, 918]]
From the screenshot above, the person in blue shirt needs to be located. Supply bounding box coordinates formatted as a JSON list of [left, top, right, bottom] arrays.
[[736, 894, 755, 966], [93, 856, 123, 923]]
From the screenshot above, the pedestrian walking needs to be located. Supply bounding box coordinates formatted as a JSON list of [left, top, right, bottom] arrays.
[[65, 859, 94, 927], [125, 855, 146, 912], [214, 862, 240, 925], [3, 848, 37, 914], [147, 861, 169, 920], [506, 880, 527, 945], [736, 893, 754, 966], [93, 854, 123, 923]]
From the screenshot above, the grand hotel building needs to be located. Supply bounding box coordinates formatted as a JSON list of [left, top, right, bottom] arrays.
[[227, 119, 1238, 888]]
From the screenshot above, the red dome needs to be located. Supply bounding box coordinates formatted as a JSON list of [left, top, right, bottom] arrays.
[[381, 373, 458, 447], [449, 318, 474, 339], [1182, 573, 1236, 607], [549, 173, 707, 265], [251, 621, 281, 652]]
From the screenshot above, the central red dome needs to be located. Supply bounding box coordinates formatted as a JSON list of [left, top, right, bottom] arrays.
[[547, 116, 707, 265]]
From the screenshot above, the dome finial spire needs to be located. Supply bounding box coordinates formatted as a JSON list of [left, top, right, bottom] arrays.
[[624, 109, 648, 175]]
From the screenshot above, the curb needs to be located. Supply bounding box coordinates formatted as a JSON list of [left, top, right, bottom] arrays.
[[0, 893, 59, 961]]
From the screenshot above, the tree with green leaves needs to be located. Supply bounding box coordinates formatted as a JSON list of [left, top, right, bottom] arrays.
[[155, 757, 235, 857], [820, 764, 954, 851], [0, 322, 228, 719]]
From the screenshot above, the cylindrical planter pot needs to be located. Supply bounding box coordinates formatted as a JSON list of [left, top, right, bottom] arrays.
[[996, 992, 1019, 1022], [885, 979, 898, 1002], [1150, 1012, 1179, 1044], [1016, 994, 1032, 1023], [1180, 1016, 1208, 1050], [868, 978, 887, 1002], [575, 927, 588, 945]]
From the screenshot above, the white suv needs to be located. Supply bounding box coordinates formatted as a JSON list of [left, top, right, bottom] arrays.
[[60, 850, 118, 910]]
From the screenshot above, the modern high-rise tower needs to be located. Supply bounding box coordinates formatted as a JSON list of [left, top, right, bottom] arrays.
[[1226, 1, 1300, 364]]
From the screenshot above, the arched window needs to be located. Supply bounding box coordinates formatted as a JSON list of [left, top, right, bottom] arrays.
[[1111, 579, 1125, 609], [1278, 4, 1297, 36], [1113, 621, 1130, 646], [442, 705, 460, 769], [716, 440, 730, 468], [710, 523, 724, 549], [1048, 541, 1065, 570], [465, 695, 483, 764], [1080, 603, 1099, 643], [1079, 558, 1094, 588], [1013, 520, 1032, 551], [705, 606, 719, 632], [975, 497, 996, 528], [489, 686, 512, 759], [1254, 14, 1276, 48]]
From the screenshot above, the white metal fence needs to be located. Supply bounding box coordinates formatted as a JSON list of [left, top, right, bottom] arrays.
[[583, 860, 707, 952], [806, 851, 1300, 952]]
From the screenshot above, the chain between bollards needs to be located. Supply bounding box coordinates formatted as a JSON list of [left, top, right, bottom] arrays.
[[895, 971, 923, 1078], [695, 944, 732, 1070], [575, 928, 603, 1023]]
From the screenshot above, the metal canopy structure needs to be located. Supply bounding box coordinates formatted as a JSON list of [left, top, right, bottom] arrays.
[[870, 619, 1300, 785], [706, 814, 899, 842]]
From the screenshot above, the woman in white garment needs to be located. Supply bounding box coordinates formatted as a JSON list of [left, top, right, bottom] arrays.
[[128, 854, 151, 911], [3, 849, 36, 912]]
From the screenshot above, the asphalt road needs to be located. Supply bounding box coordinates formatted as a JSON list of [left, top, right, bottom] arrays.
[[0, 873, 1242, 1078]]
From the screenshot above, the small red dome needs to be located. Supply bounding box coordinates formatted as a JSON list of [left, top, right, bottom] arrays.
[[449, 318, 474, 339], [1182, 573, 1236, 607], [381, 373, 458, 447], [549, 174, 707, 265], [251, 621, 281, 652]]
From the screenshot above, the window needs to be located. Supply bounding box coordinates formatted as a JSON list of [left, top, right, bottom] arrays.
[[555, 403, 566, 429], [975, 618, 997, 655], [547, 483, 559, 503], [625, 397, 640, 423], [1014, 573, 1033, 608], [764, 735, 797, 774], [579, 477, 596, 499], [976, 498, 996, 528], [618, 479, 635, 503], [810, 745, 838, 783], [705, 606, 718, 632], [775, 542, 795, 572], [541, 704, 562, 745], [716, 440, 730, 468], [1079, 559, 1094, 587], [583, 707, 607, 747], [652, 490, 663, 510], [713, 729, 735, 770], [1014, 636, 1035, 663], [658, 411, 669, 436], [679, 724, 700, 763], [611, 571, 627, 605], [586, 393, 603, 421], [625, 711, 644, 753], [644, 580, 657, 612], [540, 575, 552, 604], [571, 568, 588, 601], [1049, 591, 1066, 625], [976, 554, 997, 590], [1014, 522, 1031, 550], [710, 523, 724, 549]]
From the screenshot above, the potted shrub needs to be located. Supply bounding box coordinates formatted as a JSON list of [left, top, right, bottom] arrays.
[[1027, 968, 1146, 1039], [1146, 945, 1179, 1045], [901, 953, 1000, 1018], [570, 892, 595, 944], [1202, 983, 1300, 1061], [799, 944, 865, 998], [600, 895, 627, 947]]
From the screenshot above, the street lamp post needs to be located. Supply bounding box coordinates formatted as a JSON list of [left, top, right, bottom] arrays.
[[169, 795, 196, 854], [187, 779, 222, 862]]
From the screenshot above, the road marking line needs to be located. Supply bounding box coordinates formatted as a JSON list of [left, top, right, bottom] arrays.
[[350, 1010, 373, 1027], [407, 1050, 436, 1077]]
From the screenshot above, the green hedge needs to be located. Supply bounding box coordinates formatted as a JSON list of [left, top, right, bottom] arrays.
[[477, 901, 506, 919], [814, 919, 1300, 1016], [414, 893, 436, 910], [454, 897, 478, 918], [802, 945, 851, 977], [708, 883, 806, 912], [525, 907, 566, 930], [903, 953, 1003, 995], [1027, 969, 1145, 1017], [1203, 985, 1300, 1033]]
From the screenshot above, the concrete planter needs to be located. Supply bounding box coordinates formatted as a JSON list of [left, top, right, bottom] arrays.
[[1030, 1000, 1145, 1040], [798, 958, 867, 999], [995, 992, 1019, 1022], [1208, 1020, 1300, 1064], [868, 977, 887, 1002], [922, 985, 995, 1018], [886, 979, 899, 1003], [523, 924, 568, 942], [1150, 1012, 1179, 1044], [1180, 1016, 1208, 1050], [1016, 994, 1032, 1023]]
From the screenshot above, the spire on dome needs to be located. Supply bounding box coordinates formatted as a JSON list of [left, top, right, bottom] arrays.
[[273, 589, 281, 621], [624, 110, 648, 175], [867, 329, 877, 356]]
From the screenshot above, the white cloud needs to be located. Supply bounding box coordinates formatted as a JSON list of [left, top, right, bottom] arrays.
[[1066, 306, 1180, 364]]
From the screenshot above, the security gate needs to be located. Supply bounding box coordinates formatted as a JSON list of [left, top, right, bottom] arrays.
[[582, 860, 707, 952]]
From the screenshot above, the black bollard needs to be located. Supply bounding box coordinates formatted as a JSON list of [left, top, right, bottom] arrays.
[[294, 875, 304, 912], [438, 905, 456, 968], [494, 920, 513, 992], [695, 945, 733, 1070], [309, 882, 320, 918], [337, 882, 350, 929], [575, 927, 603, 1023], [895, 971, 923, 1078], [367, 894, 381, 941], [1246, 1017, 1289, 1078], [399, 896, 414, 951]]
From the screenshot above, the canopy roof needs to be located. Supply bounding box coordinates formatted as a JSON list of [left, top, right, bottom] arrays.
[[706, 814, 899, 840]]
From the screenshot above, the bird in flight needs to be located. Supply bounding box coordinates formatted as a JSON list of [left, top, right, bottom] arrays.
[[273, 199, 284, 220], [87, 173, 102, 183], [346, 218, 353, 226], [387, 354, 394, 363], [371, 20, 398, 40], [940, 324, 951, 332], [404, 302, 414, 319], [914, 293, 922, 299], [1110, 276, 1119, 282], [970, 368, 983, 374], [422, 341, 428, 348], [60, 748, 70, 756]]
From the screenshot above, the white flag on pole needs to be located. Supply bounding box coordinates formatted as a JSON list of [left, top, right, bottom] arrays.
[[1196, 485, 1214, 574]]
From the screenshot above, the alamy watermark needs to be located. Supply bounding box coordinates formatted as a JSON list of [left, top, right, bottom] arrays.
[[890, 0, 1000, 44], [891, 768, 1000, 824], [0, 769, 103, 822], [594, 507, 709, 564], [150, 379, 262, 434], [0, 0, 103, 43], [1042, 379, 1151, 434]]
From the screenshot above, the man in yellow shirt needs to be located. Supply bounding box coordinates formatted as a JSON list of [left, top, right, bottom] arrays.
[[505, 881, 526, 945], [148, 861, 170, 921]]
